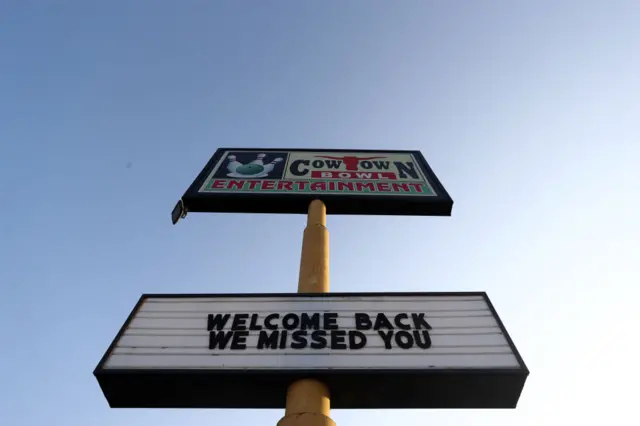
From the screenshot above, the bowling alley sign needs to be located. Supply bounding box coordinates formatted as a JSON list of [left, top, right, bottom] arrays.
[[173, 148, 453, 222]]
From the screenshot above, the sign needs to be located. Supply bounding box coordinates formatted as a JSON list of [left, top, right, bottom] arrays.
[[95, 292, 528, 409], [172, 149, 453, 223]]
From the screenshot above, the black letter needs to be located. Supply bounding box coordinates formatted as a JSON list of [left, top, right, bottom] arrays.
[[290, 159, 309, 176], [310, 330, 327, 349], [231, 331, 249, 349], [394, 313, 411, 330], [331, 330, 347, 349], [207, 314, 230, 331], [300, 313, 320, 330], [378, 331, 394, 349], [257, 330, 279, 349], [265, 313, 279, 330], [413, 330, 432, 349], [348, 331, 367, 349], [355, 313, 372, 330], [279, 330, 288, 348], [374, 313, 394, 330], [282, 313, 300, 330], [395, 331, 413, 349], [411, 313, 432, 330], [249, 314, 262, 330], [291, 330, 308, 349], [324, 313, 339, 330], [231, 314, 248, 330], [209, 331, 234, 349], [394, 161, 419, 179]]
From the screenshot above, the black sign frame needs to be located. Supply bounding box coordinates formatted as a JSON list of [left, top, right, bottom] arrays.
[[94, 292, 528, 409], [173, 148, 453, 223]]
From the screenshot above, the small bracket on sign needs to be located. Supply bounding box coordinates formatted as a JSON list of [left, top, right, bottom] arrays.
[[171, 199, 187, 225]]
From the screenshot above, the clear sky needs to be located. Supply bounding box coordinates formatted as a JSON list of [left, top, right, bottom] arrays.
[[1, 1, 638, 425]]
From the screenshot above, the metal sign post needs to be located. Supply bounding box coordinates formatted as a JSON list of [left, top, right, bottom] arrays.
[[278, 199, 335, 426]]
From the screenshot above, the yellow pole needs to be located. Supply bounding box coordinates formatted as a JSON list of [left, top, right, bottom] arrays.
[[277, 199, 336, 426]]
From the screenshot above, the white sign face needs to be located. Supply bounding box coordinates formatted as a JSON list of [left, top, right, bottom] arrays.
[[102, 294, 521, 371], [198, 150, 437, 196]]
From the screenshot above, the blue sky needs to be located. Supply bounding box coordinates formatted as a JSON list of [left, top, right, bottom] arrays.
[[1, 1, 638, 425]]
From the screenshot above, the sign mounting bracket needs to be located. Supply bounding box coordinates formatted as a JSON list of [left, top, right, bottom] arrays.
[[171, 199, 187, 225]]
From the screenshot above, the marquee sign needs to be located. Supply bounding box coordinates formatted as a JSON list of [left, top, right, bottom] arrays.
[[94, 292, 528, 409], [172, 149, 453, 223]]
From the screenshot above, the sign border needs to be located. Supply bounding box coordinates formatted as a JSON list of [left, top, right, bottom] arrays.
[[177, 148, 454, 218], [94, 292, 528, 409]]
